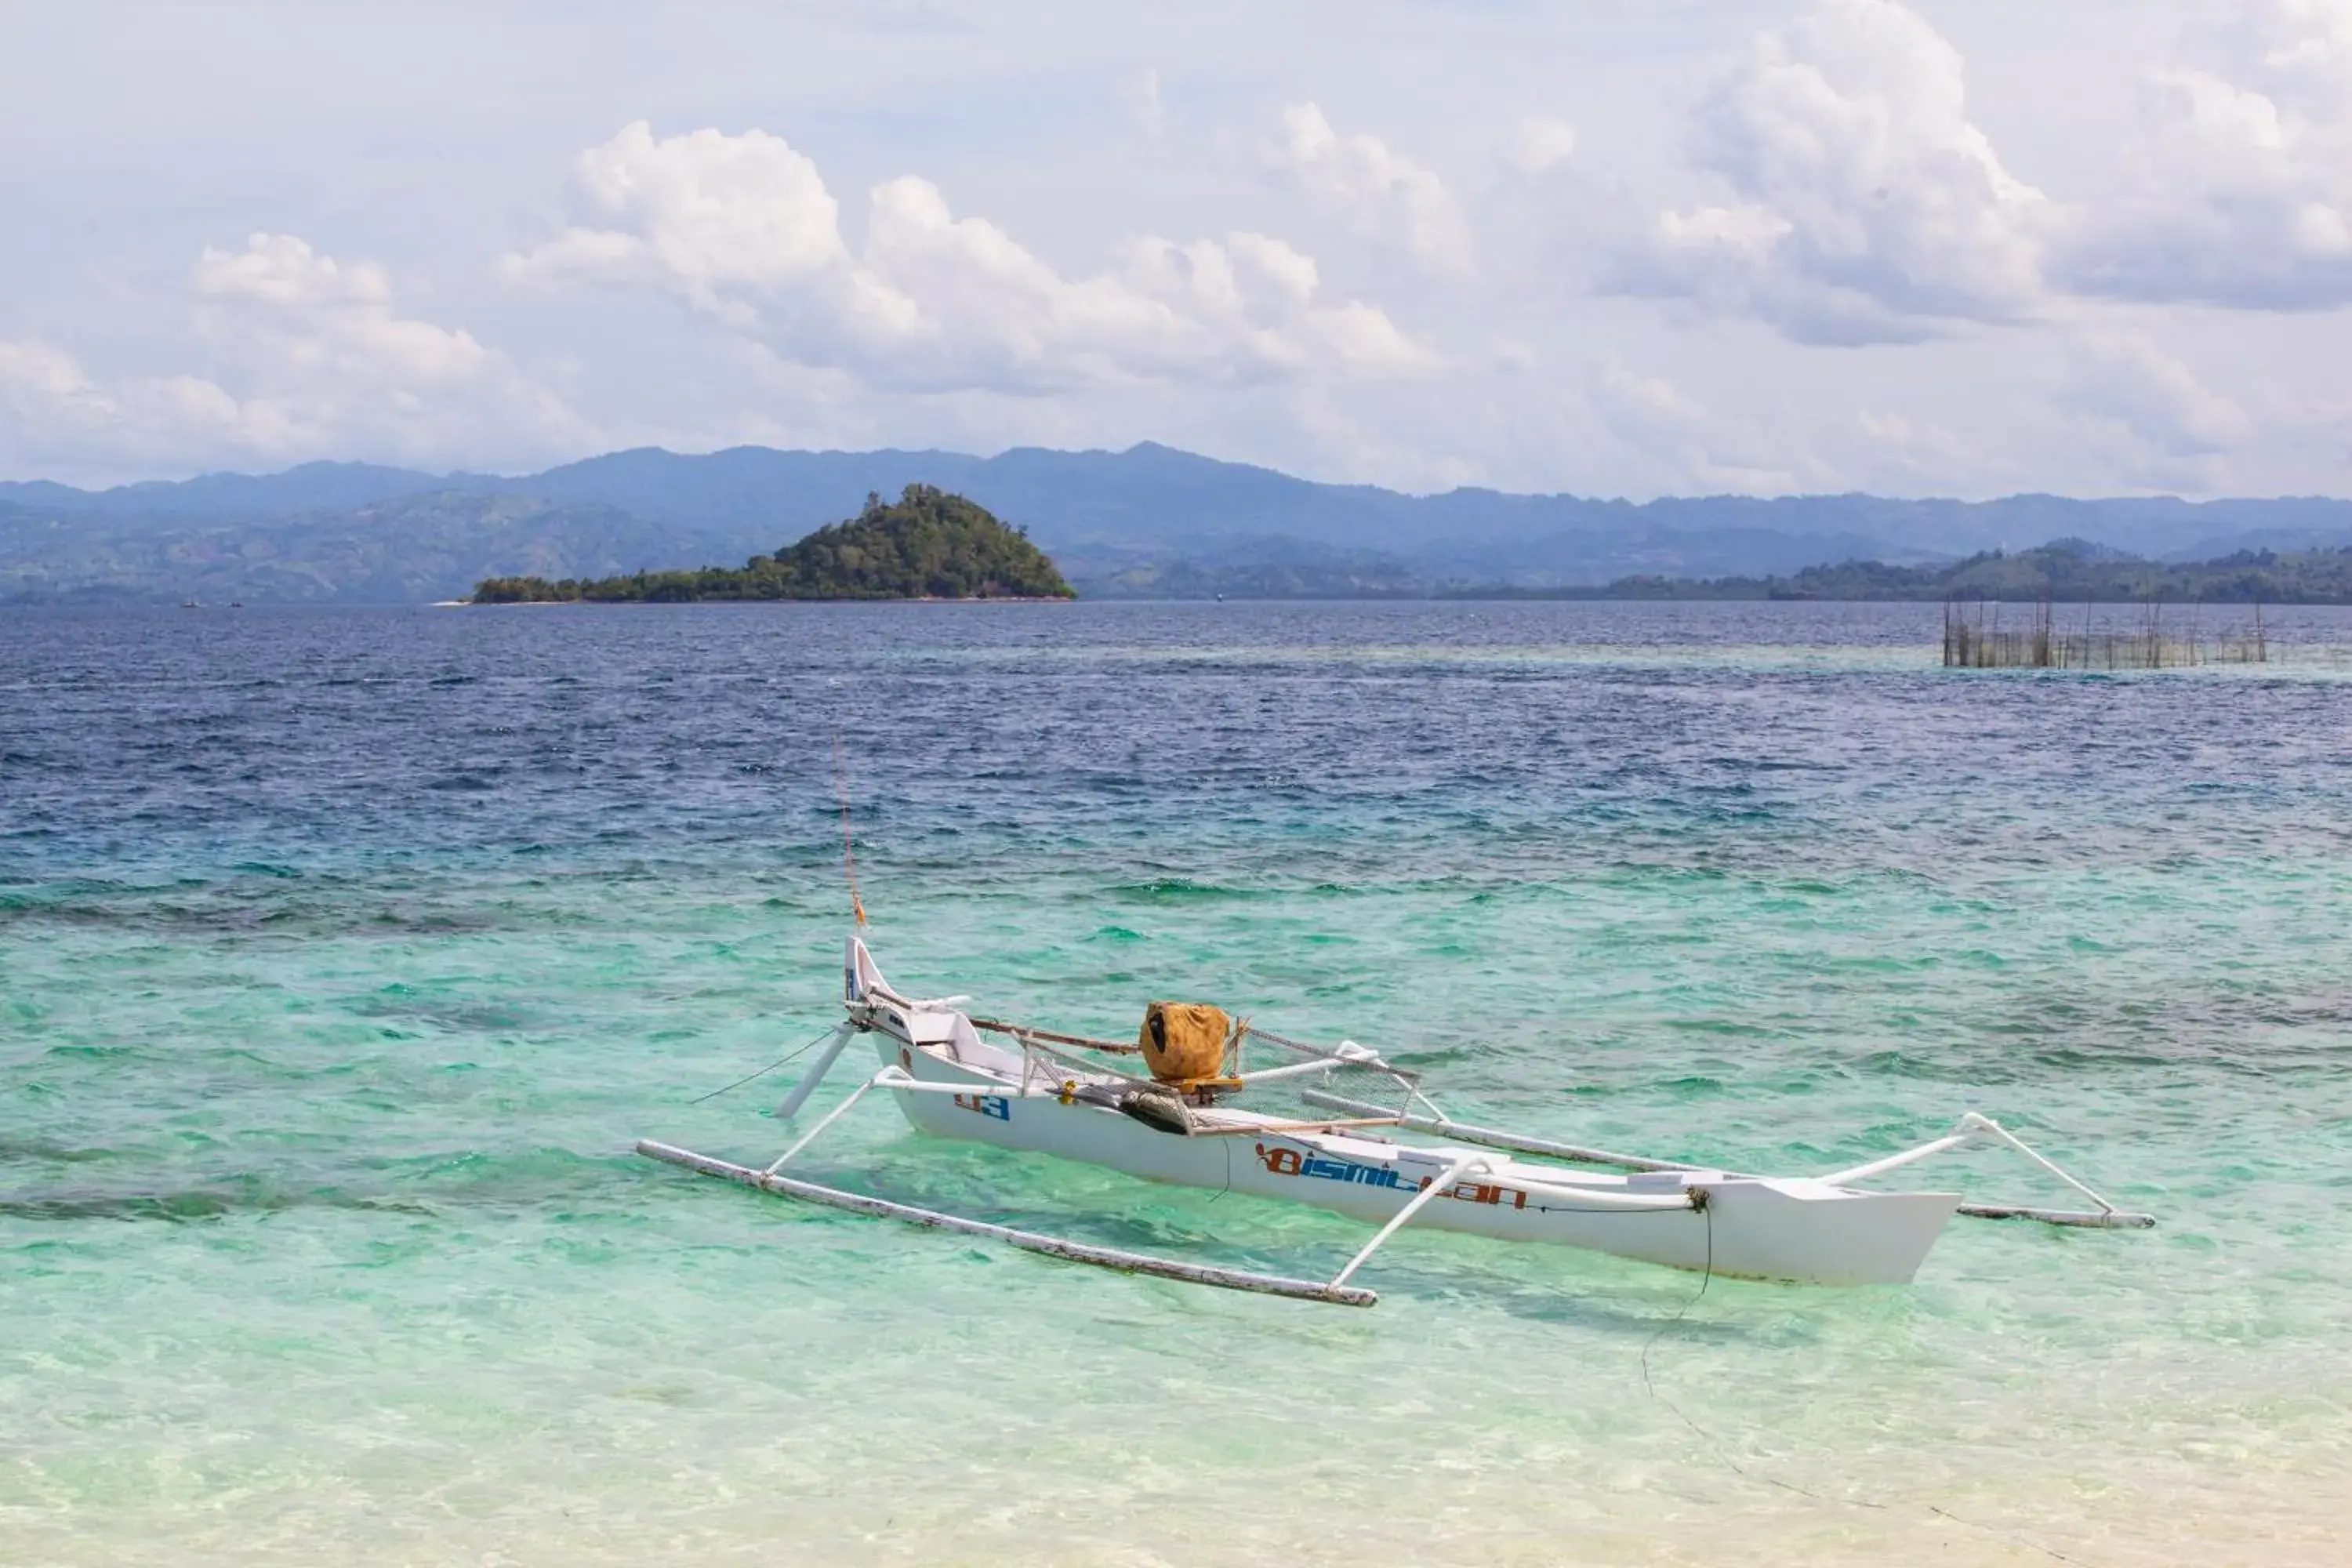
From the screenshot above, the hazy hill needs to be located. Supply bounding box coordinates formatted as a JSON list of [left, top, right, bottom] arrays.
[[8, 442, 2352, 603], [0, 460, 503, 522], [0, 492, 675, 604], [1580, 539, 2352, 604]]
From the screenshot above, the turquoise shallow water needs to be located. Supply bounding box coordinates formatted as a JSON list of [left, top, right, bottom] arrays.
[[5, 601, 2351, 1565]]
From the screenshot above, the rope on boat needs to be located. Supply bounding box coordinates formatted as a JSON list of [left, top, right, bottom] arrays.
[[1632, 1200, 2089, 1563], [687, 1024, 842, 1105]]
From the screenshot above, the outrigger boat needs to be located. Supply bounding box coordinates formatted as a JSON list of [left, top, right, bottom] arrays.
[[638, 938, 2152, 1307]]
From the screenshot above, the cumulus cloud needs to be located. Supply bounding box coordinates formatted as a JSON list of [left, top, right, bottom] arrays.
[[0, 335, 265, 474], [506, 125, 848, 312], [1, 234, 578, 476], [1268, 103, 1475, 277], [1588, 354, 1806, 492], [2062, 331, 2252, 466], [1508, 116, 1578, 178], [194, 231, 396, 307], [2059, 2, 2352, 307], [0, 341, 111, 420], [195, 234, 501, 391], [1612, 0, 2053, 344], [1845, 405, 1981, 488], [504, 120, 1436, 394]]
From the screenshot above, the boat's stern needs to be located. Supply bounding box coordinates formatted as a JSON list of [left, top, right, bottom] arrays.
[[845, 934, 890, 1007]]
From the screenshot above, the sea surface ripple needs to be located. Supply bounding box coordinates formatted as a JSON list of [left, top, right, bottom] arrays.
[[4, 601, 2350, 1566]]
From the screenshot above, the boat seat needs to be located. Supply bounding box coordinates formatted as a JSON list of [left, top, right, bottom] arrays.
[[938, 1014, 1026, 1076], [899, 1010, 960, 1047]]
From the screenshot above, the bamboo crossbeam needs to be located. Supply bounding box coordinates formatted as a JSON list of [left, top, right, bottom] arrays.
[[1818, 1132, 1975, 1186], [968, 1018, 1143, 1054], [1185, 1116, 1403, 1138], [1301, 1091, 1704, 1172], [635, 1140, 1379, 1306]]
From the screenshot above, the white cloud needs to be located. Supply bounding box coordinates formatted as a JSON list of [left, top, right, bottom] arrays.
[[1123, 67, 1167, 138], [505, 122, 849, 315], [2060, 2, 2352, 307], [197, 234, 499, 388], [1588, 354, 1807, 492], [194, 230, 396, 308], [1, 234, 579, 476], [1508, 115, 1578, 178], [20, 2, 2352, 503], [0, 340, 112, 418], [0, 337, 261, 474], [1844, 405, 1983, 491], [2062, 331, 2252, 467], [1613, 0, 2053, 344], [504, 120, 1436, 394], [1269, 103, 1476, 278]]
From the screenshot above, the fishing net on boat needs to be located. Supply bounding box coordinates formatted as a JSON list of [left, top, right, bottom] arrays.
[[1225, 1023, 1423, 1130], [966, 1010, 1421, 1136]]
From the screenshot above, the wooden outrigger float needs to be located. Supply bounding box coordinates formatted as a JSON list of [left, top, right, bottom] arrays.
[[637, 938, 2152, 1306]]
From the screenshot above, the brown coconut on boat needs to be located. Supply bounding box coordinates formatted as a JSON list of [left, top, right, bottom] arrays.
[[1139, 1000, 1229, 1084]]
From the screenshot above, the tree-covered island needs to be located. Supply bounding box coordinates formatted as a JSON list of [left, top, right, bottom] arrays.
[[471, 485, 1074, 602]]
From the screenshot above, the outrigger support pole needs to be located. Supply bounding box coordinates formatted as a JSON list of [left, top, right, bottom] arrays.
[[652, 1062, 1383, 1305], [771, 1065, 1054, 1174], [1307, 1095, 2156, 1231], [1822, 1112, 2156, 1229], [1329, 1153, 1493, 1290], [774, 1024, 857, 1121], [766, 1064, 894, 1173]]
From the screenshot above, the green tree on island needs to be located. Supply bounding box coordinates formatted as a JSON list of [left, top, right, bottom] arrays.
[[472, 485, 1076, 603]]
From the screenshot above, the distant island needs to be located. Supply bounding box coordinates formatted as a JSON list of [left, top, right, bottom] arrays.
[[470, 485, 1074, 603], [1488, 540, 2352, 605]]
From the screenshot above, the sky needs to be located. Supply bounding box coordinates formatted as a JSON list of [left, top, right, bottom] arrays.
[[3, 0, 2350, 499]]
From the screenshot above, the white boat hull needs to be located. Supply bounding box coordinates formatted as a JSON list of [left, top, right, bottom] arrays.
[[868, 1036, 1959, 1287]]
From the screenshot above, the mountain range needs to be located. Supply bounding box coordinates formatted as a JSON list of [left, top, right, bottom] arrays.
[[9, 442, 2352, 604]]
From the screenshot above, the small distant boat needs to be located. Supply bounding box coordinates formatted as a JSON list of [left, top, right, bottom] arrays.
[[180, 598, 201, 609], [641, 938, 2151, 1307]]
